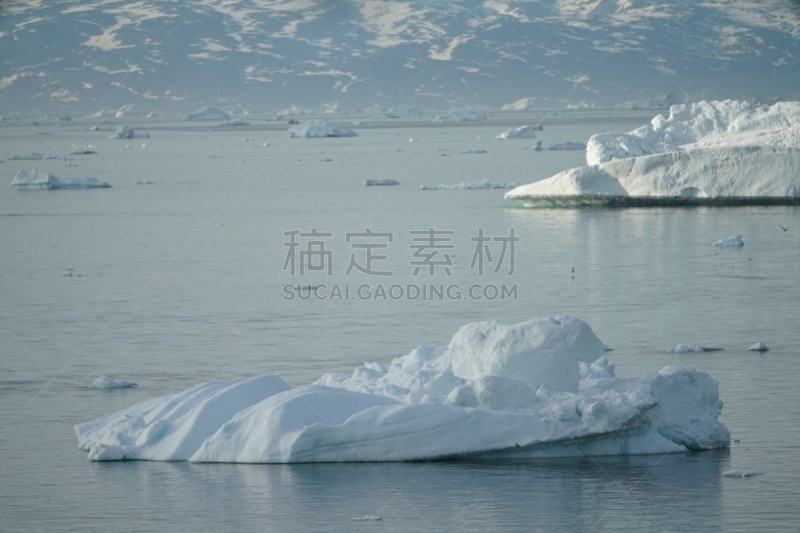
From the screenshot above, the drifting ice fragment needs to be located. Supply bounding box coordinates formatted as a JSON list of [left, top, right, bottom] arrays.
[[712, 235, 744, 247], [747, 342, 769, 352], [90, 376, 137, 389]]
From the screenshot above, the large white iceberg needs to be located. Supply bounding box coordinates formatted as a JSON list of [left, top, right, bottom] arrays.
[[587, 100, 800, 165], [75, 317, 729, 463], [288, 120, 357, 138], [506, 100, 800, 207], [12, 169, 111, 189]]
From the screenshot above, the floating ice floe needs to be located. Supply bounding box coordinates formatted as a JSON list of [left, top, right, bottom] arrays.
[[420, 181, 518, 190], [12, 169, 111, 189], [506, 100, 800, 207], [289, 120, 357, 138], [109, 125, 150, 139], [90, 376, 138, 389], [75, 316, 730, 463], [365, 179, 400, 186], [712, 234, 744, 247], [496, 124, 542, 140], [459, 149, 487, 154], [747, 342, 769, 352], [723, 469, 764, 478], [667, 343, 724, 353]]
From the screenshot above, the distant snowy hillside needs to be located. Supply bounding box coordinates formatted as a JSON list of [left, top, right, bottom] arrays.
[[1, 0, 798, 115]]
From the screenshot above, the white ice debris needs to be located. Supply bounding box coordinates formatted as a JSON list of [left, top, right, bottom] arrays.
[[506, 100, 800, 207], [496, 124, 542, 140], [668, 344, 724, 353], [75, 317, 730, 463], [365, 179, 400, 186], [12, 169, 111, 189], [288, 120, 357, 138], [420, 181, 518, 190], [90, 376, 137, 389], [712, 235, 744, 247], [110, 125, 150, 139], [747, 342, 769, 352]]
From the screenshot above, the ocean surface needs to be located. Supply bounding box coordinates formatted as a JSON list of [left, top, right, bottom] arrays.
[[1, 112, 799, 532]]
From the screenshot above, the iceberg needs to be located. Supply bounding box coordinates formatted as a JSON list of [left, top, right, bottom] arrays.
[[712, 234, 744, 247], [12, 169, 111, 189], [747, 342, 769, 352], [667, 343, 724, 353], [90, 376, 137, 389], [75, 317, 730, 463], [288, 120, 357, 138], [505, 146, 800, 207], [109, 125, 150, 139], [506, 100, 800, 207], [587, 100, 800, 166], [496, 124, 542, 140], [723, 469, 764, 478]]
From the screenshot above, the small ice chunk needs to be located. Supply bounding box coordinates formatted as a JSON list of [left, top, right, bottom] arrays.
[[723, 469, 764, 478], [712, 234, 744, 247], [90, 376, 138, 389], [668, 343, 724, 353], [352, 516, 382, 521], [365, 179, 400, 186], [747, 341, 769, 352]]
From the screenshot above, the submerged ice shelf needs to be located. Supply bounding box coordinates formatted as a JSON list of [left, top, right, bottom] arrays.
[[75, 317, 730, 463]]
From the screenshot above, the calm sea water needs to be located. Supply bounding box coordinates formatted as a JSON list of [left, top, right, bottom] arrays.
[[1, 113, 799, 532]]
